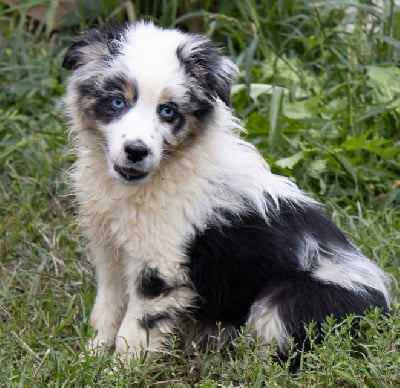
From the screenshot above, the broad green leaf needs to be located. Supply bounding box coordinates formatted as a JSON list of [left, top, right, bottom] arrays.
[[276, 151, 305, 169], [232, 83, 288, 101], [282, 97, 320, 120], [367, 66, 400, 109], [380, 35, 400, 51], [341, 136, 397, 158], [308, 159, 328, 179], [320, 98, 348, 120], [250, 84, 274, 100]]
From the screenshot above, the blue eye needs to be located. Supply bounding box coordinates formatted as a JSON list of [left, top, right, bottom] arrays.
[[110, 97, 126, 110], [159, 104, 177, 122]]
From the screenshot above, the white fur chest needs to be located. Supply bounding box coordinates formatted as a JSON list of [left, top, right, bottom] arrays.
[[107, 188, 192, 265], [74, 150, 216, 271]]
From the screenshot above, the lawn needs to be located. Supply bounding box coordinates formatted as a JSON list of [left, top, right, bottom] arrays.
[[1, 1, 399, 386]]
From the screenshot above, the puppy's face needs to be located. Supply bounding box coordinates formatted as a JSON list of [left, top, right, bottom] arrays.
[[63, 22, 237, 184]]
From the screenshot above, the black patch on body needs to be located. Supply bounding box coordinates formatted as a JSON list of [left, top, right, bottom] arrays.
[[185, 198, 388, 351], [264, 275, 389, 348], [137, 267, 175, 298]]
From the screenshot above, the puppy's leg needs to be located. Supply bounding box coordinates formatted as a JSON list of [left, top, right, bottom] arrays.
[[247, 275, 389, 359], [115, 265, 193, 359], [88, 240, 127, 351]]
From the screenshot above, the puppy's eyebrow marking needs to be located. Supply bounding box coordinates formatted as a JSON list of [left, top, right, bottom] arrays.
[[159, 86, 190, 108], [103, 74, 138, 102], [159, 87, 175, 102]]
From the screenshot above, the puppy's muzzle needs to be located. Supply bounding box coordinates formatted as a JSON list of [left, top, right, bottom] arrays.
[[113, 141, 152, 183]]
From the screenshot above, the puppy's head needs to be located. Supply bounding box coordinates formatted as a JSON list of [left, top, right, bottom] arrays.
[[63, 22, 238, 185]]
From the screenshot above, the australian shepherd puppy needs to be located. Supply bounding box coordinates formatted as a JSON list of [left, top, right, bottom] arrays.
[[62, 21, 390, 360]]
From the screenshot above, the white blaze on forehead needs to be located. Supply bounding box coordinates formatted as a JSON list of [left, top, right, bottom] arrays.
[[119, 23, 188, 98]]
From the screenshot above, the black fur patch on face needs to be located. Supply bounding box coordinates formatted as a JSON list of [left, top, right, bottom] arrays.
[[182, 90, 214, 122], [137, 267, 175, 298], [177, 37, 237, 106], [102, 74, 136, 95], [139, 312, 172, 329], [172, 115, 186, 134], [78, 73, 137, 124], [62, 23, 128, 70], [157, 102, 186, 134]]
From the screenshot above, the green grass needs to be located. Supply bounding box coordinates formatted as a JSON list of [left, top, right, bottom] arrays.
[[1, 0, 399, 386]]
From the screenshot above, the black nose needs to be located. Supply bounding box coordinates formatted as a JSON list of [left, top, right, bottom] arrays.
[[124, 142, 150, 163]]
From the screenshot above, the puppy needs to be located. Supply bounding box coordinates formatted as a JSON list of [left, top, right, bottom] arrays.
[[62, 21, 390, 359]]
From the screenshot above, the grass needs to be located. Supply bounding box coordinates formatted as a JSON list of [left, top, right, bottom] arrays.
[[1, 0, 399, 386]]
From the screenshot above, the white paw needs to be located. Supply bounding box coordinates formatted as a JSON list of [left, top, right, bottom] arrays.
[[86, 335, 112, 356], [114, 336, 142, 360], [114, 317, 160, 359], [89, 302, 121, 351], [114, 320, 146, 359]]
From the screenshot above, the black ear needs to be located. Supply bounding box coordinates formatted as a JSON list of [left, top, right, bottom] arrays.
[[62, 24, 127, 70], [177, 37, 238, 106], [62, 39, 91, 70]]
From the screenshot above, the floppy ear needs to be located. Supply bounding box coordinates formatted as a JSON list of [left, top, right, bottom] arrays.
[[62, 24, 126, 70], [177, 37, 238, 106]]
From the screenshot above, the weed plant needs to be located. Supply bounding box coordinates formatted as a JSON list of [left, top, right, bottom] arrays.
[[0, 0, 399, 386]]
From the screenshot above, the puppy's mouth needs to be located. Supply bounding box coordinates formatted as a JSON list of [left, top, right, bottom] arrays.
[[113, 164, 149, 182]]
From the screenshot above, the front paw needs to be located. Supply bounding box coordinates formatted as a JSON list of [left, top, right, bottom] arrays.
[[114, 319, 146, 360], [89, 302, 121, 348], [86, 334, 113, 356], [114, 337, 142, 360], [114, 317, 165, 360]]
